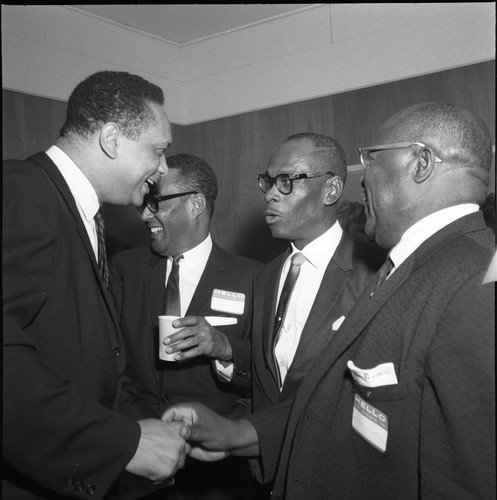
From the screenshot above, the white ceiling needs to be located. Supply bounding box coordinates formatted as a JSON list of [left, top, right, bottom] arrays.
[[69, 4, 318, 45]]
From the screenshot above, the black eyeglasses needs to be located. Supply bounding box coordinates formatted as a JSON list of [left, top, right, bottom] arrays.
[[257, 171, 334, 195], [358, 142, 443, 170], [137, 191, 198, 214]]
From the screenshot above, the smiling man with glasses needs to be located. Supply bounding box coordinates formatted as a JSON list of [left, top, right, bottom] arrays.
[[110, 153, 261, 500]]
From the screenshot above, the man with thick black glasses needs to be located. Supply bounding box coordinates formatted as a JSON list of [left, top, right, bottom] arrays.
[[110, 153, 261, 500], [222, 132, 381, 497]]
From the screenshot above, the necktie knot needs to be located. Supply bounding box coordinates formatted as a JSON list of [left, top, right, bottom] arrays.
[[290, 251, 306, 268], [370, 257, 394, 297], [172, 254, 184, 265]]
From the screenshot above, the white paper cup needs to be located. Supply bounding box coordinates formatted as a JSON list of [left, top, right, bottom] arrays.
[[158, 315, 181, 361], [158, 315, 238, 362]]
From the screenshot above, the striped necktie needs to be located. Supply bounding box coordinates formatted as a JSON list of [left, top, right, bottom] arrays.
[[95, 209, 110, 290]]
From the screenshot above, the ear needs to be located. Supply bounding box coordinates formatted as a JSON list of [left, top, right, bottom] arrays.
[[324, 176, 344, 206], [190, 193, 206, 218], [99, 123, 119, 159], [413, 147, 437, 184]]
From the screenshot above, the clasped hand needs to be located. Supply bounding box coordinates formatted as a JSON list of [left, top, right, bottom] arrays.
[[163, 316, 232, 362], [125, 419, 190, 482], [162, 403, 230, 462]]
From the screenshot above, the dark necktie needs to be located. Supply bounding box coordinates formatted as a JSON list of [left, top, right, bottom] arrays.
[[273, 252, 306, 341], [272, 252, 306, 388], [95, 209, 110, 290], [165, 255, 183, 316], [370, 256, 394, 297]]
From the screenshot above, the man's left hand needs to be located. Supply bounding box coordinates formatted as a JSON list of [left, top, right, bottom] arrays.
[[163, 316, 233, 361]]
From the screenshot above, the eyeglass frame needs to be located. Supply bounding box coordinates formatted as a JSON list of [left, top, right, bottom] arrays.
[[358, 142, 443, 170], [137, 190, 198, 214], [256, 170, 335, 195]]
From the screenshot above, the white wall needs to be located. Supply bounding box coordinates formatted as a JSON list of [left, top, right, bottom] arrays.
[[2, 3, 495, 125]]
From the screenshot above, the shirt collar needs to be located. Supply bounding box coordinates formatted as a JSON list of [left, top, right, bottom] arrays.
[[46, 145, 100, 222], [171, 233, 212, 264], [290, 220, 343, 268], [389, 204, 479, 269]]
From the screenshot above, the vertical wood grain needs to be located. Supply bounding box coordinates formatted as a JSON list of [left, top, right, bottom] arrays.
[[3, 61, 495, 261]]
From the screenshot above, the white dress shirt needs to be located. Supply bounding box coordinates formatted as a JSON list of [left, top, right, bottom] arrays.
[[274, 221, 343, 385], [46, 145, 101, 260], [387, 204, 480, 278], [165, 234, 213, 316]]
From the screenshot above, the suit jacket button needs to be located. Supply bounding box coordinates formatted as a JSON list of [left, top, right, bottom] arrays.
[[86, 483, 96, 495], [112, 345, 121, 357], [161, 394, 169, 402]]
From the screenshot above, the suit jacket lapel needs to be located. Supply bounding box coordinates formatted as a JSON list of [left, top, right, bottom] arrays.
[[149, 256, 167, 324], [291, 212, 488, 413], [30, 152, 120, 326], [262, 254, 288, 384], [186, 243, 222, 316], [292, 233, 354, 361]]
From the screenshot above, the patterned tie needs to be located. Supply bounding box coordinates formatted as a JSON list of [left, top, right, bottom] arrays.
[[165, 254, 183, 316], [370, 256, 394, 297], [95, 209, 110, 290]]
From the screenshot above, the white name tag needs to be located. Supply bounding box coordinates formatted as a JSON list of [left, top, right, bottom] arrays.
[[347, 360, 398, 388], [352, 393, 388, 452], [210, 288, 245, 315]]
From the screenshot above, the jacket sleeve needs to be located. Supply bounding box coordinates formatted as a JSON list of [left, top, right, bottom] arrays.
[[245, 399, 294, 484], [421, 275, 495, 499]]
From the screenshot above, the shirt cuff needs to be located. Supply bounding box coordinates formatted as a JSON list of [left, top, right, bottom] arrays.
[[214, 359, 234, 381]]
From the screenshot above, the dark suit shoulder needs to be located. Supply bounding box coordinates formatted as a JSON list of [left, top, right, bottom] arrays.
[[212, 242, 263, 275], [419, 225, 494, 282], [110, 246, 158, 272]]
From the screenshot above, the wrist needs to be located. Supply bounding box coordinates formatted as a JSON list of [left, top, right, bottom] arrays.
[[217, 335, 233, 362]]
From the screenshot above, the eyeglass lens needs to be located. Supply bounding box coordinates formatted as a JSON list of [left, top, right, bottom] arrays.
[[258, 174, 293, 194]]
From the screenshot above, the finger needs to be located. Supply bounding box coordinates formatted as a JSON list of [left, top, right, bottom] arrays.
[[174, 346, 204, 361], [180, 425, 192, 439], [164, 328, 190, 344], [172, 316, 202, 328]]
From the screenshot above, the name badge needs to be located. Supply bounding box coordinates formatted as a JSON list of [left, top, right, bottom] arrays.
[[211, 288, 245, 315], [347, 360, 398, 388], [352, 393, 388, 453]]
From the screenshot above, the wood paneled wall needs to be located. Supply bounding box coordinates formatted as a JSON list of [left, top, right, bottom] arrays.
[[3, 61, 495, 262]]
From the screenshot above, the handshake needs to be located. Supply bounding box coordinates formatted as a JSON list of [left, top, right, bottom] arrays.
[[125, 403, 258, 483]]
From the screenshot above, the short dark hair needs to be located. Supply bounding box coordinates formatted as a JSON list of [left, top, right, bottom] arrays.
[[60, 71, 165, 140], [285, 132, 348, 182], [166, 154, 218, 216]]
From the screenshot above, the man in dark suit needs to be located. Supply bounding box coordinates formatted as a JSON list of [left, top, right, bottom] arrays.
[[248, 133, 382, 493], [110, 153, 262, 499], [3, 71, 188, 500], [168, 133, 380, 497], [164, 103, 495, 499]]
